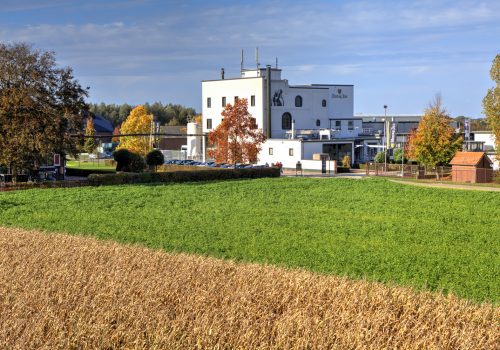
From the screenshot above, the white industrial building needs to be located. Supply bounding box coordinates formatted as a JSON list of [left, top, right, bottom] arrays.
[[198, 63, 422, 169]]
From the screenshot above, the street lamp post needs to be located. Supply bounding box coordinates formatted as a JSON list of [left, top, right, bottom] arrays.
[[383, 105, 387, 173]]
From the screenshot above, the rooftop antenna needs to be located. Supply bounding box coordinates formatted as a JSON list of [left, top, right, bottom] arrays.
[[275, 57, 278, 69], [240, 49, 244, 72], [255, 47, 259, 69]]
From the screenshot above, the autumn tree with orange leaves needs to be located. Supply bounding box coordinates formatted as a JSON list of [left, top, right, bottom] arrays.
[[406, 95, 462, 177], [208, 98, 266, 164]]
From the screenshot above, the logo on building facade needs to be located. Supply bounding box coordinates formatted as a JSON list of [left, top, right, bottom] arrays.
[[273, 89, 284, 106], [332, 88, 348, 99]]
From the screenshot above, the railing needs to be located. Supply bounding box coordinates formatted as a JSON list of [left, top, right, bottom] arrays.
[[365, 163, 452, 179]]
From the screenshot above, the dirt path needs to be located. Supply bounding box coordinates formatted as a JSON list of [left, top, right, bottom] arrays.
[[389, 179, 500, 192]]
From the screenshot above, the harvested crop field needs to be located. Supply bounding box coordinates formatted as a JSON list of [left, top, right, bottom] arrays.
[[1, 227, 498, 349]]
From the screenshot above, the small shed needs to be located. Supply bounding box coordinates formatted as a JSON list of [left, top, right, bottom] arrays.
[[449, 152, 493, 183]]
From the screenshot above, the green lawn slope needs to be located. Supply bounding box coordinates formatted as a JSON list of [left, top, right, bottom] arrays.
[[0, 177, 498, 303]]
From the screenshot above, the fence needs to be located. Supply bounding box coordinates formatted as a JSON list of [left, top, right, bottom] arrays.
[[365, 163, 452, 179]]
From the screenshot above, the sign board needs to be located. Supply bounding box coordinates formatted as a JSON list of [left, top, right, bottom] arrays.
[[53, 154, 61, 167]]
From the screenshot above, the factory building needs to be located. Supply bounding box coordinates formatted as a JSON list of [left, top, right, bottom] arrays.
[[199, 62, 422, 169]]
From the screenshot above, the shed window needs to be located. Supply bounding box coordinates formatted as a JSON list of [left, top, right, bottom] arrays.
[[295, 95, 303, 107], [282, 112, 292, 130]]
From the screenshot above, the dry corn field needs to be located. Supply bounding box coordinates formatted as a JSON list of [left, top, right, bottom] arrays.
[[0, 227, 498, 349]]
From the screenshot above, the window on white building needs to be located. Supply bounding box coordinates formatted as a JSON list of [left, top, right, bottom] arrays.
[[295, 95, 303, 107], [289, 148, 294, 156], [335, 120, 341, 130], [234, 96, 239, 104], [206, 118, 212, 129], [222, 97, 226, 107], [282, 112, 292, 130], [316, 119, 321, 127], [251, 95, 255, 106], [348, 121, 354, 130], [269, 148, 273, 155], [207, 97, 211, 108], [322, 99, 327, 107]]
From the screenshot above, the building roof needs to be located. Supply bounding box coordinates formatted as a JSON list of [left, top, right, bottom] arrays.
[[160, 125, 187, 135], [449, 152, 492, 166], [93, 115, 114, 133]]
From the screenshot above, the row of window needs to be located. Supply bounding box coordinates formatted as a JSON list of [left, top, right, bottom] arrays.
[[207, 114, 354, 131], [281, 113, 321, 130], [207, 95, 327, 109], [268, 148, 294, 156], [207, 95, 256, 108], [294, 96, 327, 108]]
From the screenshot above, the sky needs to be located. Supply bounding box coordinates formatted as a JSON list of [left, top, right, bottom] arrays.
[[0, 0, 499, 117]]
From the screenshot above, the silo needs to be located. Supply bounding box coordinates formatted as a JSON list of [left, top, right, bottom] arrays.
[[187, 122, 202, 160]]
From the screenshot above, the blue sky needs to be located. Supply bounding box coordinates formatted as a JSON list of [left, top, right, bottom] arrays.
[[1, 0, 498, 117]]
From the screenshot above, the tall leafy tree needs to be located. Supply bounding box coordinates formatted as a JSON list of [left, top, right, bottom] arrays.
[[116, 105, 153, 156], [482, 54, 500, 156], [83, 117, 97, 154], [208, 98, 266, 164], [0, 42, 88, 175], [112, 127, 121, 143], [407, 95, 462, 176]]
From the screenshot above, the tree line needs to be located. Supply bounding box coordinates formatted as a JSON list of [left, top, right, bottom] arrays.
[[89, 102, 196, 127]]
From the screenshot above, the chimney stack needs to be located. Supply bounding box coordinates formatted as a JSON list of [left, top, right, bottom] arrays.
[[221, 68, 225, 80]]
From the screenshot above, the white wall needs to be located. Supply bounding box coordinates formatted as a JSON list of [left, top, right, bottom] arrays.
[[474, 132, 496, 151], [258, 139, 303, 168], [202, 77, 265, 133]]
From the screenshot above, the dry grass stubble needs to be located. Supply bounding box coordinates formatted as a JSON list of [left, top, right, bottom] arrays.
[[0, 227, 498, 349]]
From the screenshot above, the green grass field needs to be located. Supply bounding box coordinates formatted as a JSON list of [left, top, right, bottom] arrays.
[[66, 160, 115, 170], [0, 177, 498, 303]]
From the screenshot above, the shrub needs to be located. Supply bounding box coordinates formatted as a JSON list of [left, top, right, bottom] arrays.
[[374, 151, 388, 164], [126, 153, 146, 173], [393, 148, 408, 164], [113, 149, 133, 171], [336, 166, 350, 173], [87, 167, 281, 186], [146, 150, 165, 171], [65, 168, 115, 177], [342, 155, 351, 168], [114, 149, 145, 173]]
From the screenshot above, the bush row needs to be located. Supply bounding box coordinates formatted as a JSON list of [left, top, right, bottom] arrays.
[[87, 167, 281, 186], [66, 167, 116, 177]]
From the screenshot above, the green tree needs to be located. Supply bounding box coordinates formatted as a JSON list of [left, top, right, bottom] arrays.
[[393, 148, 407, 164], [83, 117, 97, 154], [482, 54, 500, 156], [374, 151, 387, 164], [0, 42, 88, 175], [407, 96, 462, 177]]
